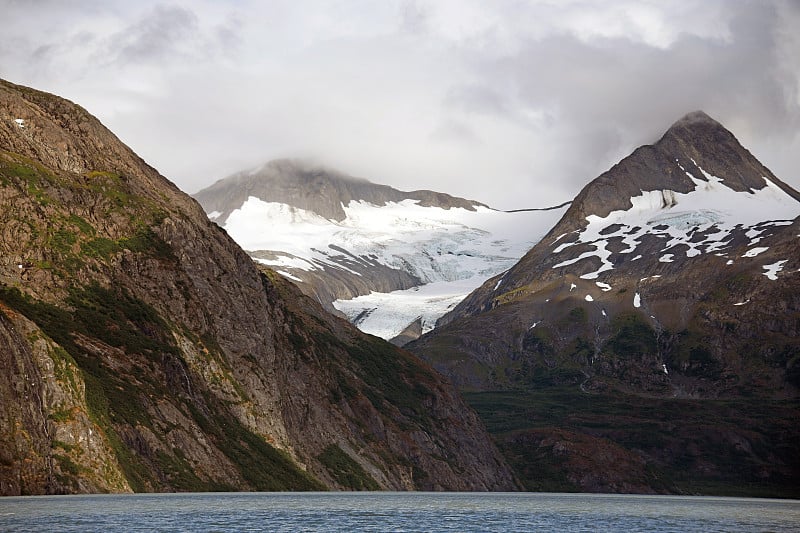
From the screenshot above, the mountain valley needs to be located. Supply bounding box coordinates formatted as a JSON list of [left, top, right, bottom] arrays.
[[2, 77, 797, 498]]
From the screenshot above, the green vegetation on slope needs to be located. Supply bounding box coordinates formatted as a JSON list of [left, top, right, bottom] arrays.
[[317, 444, 380, 490], [0, 284, 323, 492]]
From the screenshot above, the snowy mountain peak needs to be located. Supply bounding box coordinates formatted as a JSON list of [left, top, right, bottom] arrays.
[[436, 111, 800, 328], [195, 158, 485, 223]]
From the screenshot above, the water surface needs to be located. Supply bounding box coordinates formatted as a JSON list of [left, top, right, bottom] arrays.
[[1, 492, 798, 532]]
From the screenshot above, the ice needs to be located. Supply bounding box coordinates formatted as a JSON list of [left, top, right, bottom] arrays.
[[224, 198, 566, 287], [333, 278, 487, 339], [762, 260, 787, 280], [220, 197, 565, 341]]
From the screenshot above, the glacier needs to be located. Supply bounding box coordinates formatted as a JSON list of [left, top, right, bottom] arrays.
[[219, 198, 568, 340]]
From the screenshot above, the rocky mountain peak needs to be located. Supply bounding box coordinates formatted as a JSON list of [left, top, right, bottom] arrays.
[[547, 111, 797, 235], [407, 110, 800, 495], [665, 109, 719, 130]]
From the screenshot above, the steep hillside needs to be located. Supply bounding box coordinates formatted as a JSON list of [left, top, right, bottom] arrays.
[[0, 79, 515, 495], [409, 111, 800, 496], [194, 160, 567, 342]]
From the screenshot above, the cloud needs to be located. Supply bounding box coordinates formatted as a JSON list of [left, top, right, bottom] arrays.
[[105, 5, 199, 64], [0, 0, 797, 209]]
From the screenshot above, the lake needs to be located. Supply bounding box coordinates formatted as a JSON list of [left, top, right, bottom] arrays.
[[1, 492, 798, 532]]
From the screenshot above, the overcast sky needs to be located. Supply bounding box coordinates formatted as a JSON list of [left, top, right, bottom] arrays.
[[2, 0, 799, 209]]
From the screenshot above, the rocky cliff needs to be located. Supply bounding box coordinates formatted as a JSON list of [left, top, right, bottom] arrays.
[[0, 79, 515, 495], [409, 111, 800, 496]]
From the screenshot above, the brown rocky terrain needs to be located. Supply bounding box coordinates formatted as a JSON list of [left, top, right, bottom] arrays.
[[0, 78, 515, 495]]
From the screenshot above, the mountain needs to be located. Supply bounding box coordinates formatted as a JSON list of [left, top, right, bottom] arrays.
[[194, 160, 568, 343], [409, 111, 800, 496], [194, 158, 485, 223], [0, 79, 515, 495]]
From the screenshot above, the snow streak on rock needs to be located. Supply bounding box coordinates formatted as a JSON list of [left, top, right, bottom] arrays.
[[549, 164, 800, 281]]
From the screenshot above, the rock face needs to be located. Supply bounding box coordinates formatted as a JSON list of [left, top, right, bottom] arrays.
[[409, 111, 800, 496], [0, 79, 515, 495]]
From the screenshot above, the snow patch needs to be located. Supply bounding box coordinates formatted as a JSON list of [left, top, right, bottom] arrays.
[[733, 299, 750, 306], [254, 254, 316, 271], [549, 167, 800, 278], [493, 272, 507, 291], [14, 118, 25, 128], [569, 283, 577, 292], [762, 260, 787, 281], [207, 211, 222, 221], [633, 292, 641, 308], [276, 270, 302, 282], [595, 281, 612, 291], [585, 294, 594, 302], [742, 247, 769, 258], [659, 254, 674, 263]]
